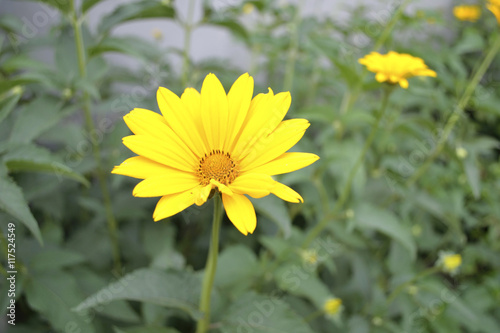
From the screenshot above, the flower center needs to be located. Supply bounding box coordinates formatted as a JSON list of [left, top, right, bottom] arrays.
[[197, 150, 238, 186]]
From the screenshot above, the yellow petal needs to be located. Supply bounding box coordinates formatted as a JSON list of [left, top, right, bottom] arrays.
[[222, 193, 256, 235], [210, 179, 234, 196], [200, 73, 229, 150], [112, 156, 179, 179], [153, 188, 201, 221], [124, 108, 198, 159], [157, 86, 206, 157], [272, 182, 303, 203], [375, 73, 387, 82], [181, 88, 208, 152], [248, 152, 319, 176], [122, 135, 195, 172], [229, 173, 274, 198], [133, 172, 199, 197], [240, 119, 310, 171], [194, 184, 212, 206], [399, 79, 409, 89], [233, 90, 291, 160], [224, 73, 254, 151]]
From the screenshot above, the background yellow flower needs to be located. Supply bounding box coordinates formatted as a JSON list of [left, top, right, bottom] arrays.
[[453, 5, 481, 22]]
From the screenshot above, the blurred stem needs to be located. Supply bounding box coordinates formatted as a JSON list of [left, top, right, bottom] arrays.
[[196, 193, 223, 333], [283, 0, 305, 92], [385, 267, 439, 308], [406, 32, 500, 187], [339, 0, 410, 115], [303, 87, 393, 248], [182, 0, 196, 87], [70, 0, 121, 273]]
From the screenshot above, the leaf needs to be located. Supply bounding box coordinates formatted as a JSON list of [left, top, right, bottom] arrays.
[[0, 174, 43, 244], [25, 271, 96, 333], [206, 20, 249, 44], [0, 88, 22, 124], [463, 156, 481, 199], [215, 245, 258, 292], [8, 97, 70, 143], [0, 78, 39, 95], [82, 0, 102, 13], [220, 292, 314, 333], [454, 28, 484, 54], [88, 36, 161, 60], [3, 144, 89, 186], [354, 203, 416, 259], [114, 327, 181, 333], [250, 195, 292, 238], [27, 249, 86, 272], [74, 269, 203, 320], [98, 0, 176, 34], [17, 0, 71, 13]]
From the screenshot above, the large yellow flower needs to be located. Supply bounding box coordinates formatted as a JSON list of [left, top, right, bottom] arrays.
[[488, 0, 500, 24], [112, 73, 319, 235], [358, 51, 437, 89], [453, 5, 481, 22]]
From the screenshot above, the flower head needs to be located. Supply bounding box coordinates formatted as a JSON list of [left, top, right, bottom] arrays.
[[112, 73, 319, 235], [358, 51, 437, 89], [453, 5, 481, 22], [323, 297, 343, 318], [488, 0, 500, 24], [437, 251, 462, 275]]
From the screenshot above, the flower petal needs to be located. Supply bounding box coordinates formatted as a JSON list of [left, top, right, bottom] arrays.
[[222, 193, 257, 235], [229, 173, 275, 198], [200, 73, 229, 150], [122, 135, 195, 172], [124, 108, 198, 159], [272, 182, 303, 203], [248, 152, 319, 176], [112, 156, 179, 179], [133, 172, 199, 197], [224, 73, 254, 151], [153, 188, 201, 221], [180, 88, 208, 152], [157, 86, 206, 157], [240, 119, 310, 171]]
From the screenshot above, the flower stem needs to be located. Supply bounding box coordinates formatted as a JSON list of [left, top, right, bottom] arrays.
[[182, 0, 196, 87], [303, 87, 393, 248], [283, 0, 305, 92], [196, 193, 223, 333], [385, 266, 439, 308], [406, 32, 500, 187], [70, 0, 121, 273]]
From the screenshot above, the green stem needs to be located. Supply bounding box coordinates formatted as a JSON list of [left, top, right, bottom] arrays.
[[196, 194, 223, 333], [303, 87, 393, 248], [182, 0, 196, 87], [70, 1, 121, 273], [282, 0, 305, 92], [406, 32, 500, 187]]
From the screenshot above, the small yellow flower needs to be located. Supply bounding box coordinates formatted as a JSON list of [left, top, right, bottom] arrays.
[[151, 28, 163, 41], [358, 51, 437, 89], [437, 252, 462, 275], [323, 298, 342, 317], [488, 0, 500, 24], [453, 5, 481, 22], [242, 3, 255, 15], [300, 249, 318, 265], [456, 146, 468, 159], [112, 73, 319, 235]]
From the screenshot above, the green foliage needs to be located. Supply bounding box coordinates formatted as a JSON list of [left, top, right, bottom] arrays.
[[1, 0, 500, 332]]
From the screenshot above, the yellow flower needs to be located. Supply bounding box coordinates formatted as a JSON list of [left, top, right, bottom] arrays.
[[243, 3, 255, 15], [300, 249, 318, 265], [323, 298, 342, 316], [487, 0, 500, 24], [358, 51, 437, 89], [453, 5, 481, 22], [437, 252, 462, 275], [112, 73, 319, 235]]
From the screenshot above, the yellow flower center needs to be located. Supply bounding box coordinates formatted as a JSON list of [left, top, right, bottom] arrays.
[[197, 150, 238, 186]]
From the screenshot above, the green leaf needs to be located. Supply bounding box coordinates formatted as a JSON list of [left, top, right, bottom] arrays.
[[114, 327, 181, 333], [215, 245, 258, 292], [220, 292, 314, 333], [206, 20, 249, 44], [354, 203, 416, 259], [82, 0, 102, 13], [250, 195, 292, 238], [0, 78, 39, 95], [17, 0, 71, 13], [9, 97, 69, 143], [454, 28, 484, 54], [3, 144, 90, 186], [27, 249, 86, 272], [463, 156, 481, 199], [0, 175, 43, 244], [0, 87, 22, 124], [25, 271, 96, 333], [74, 269, 203, 320], [88, 36, 161, 60], [98, 0, 176, 34]]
